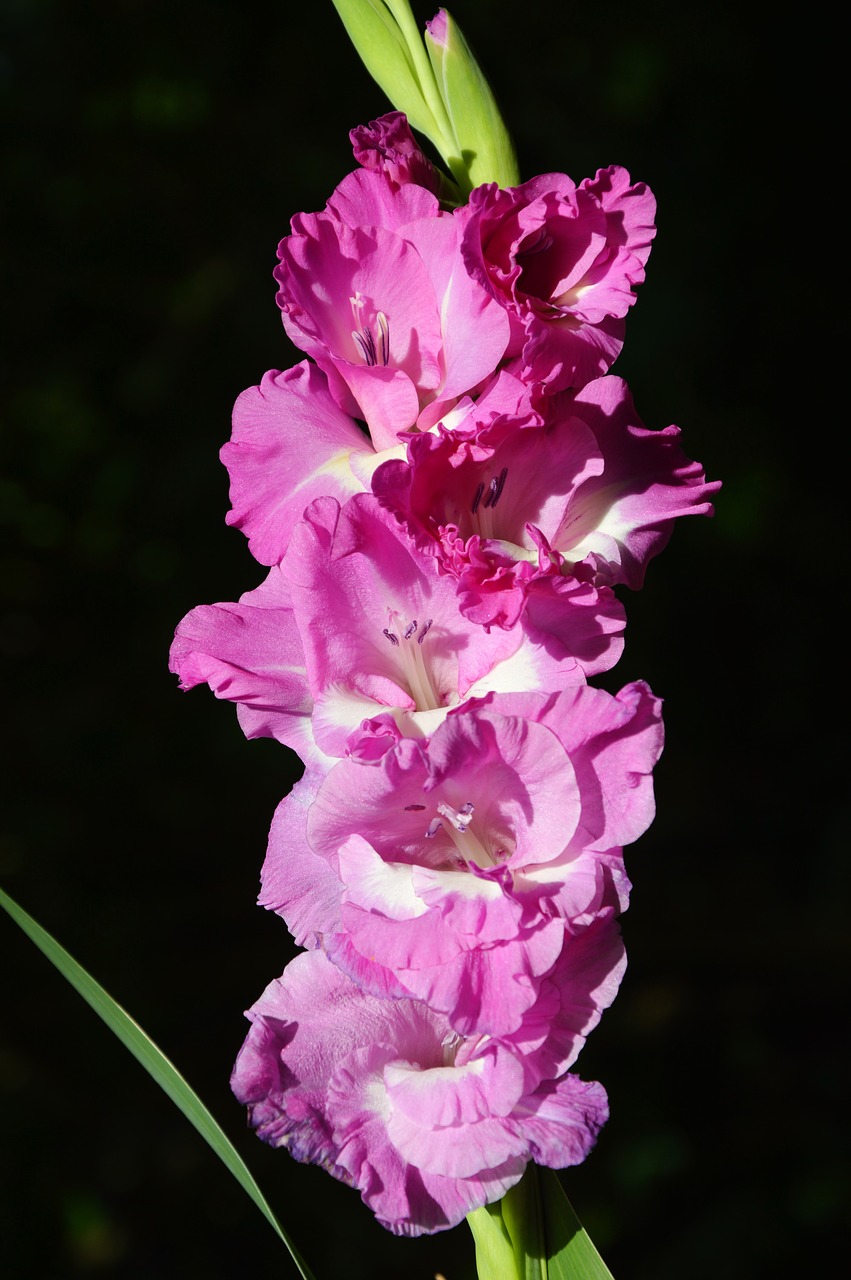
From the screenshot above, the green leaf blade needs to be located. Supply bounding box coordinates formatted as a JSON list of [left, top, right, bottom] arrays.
[[0, 886, 315, 1280], [538, 1168, 616, 1280]]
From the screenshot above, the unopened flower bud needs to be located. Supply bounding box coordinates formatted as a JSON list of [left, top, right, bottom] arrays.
[[425, 8, 520, 192]]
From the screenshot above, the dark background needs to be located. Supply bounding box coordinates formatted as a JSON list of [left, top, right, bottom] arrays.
[[1, 1, 844, 1277]]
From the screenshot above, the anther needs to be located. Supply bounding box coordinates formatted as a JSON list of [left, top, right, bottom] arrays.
[[404, 619, 418, 640], [483, 466, 508, 510], [437, 801, 474, 832], [382, 628, 399, 646], [376, 312, 390, 366], [417, 619, 433, 644], [471, 482, 485, 514], [353, 327, 377, 366]]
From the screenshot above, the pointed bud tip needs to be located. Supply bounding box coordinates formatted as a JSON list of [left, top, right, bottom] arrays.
[[426, 8, 449, 47]]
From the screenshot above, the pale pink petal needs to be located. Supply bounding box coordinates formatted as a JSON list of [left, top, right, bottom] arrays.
[[222, 363, 371, 566]]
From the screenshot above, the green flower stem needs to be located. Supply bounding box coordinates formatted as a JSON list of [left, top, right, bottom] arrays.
[[467, 1201, 525, 1280], [468, 1165, 618, 1280]]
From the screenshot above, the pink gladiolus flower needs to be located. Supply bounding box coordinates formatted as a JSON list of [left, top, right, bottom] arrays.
[[280, 491, 585, 757], [259, 682, 661, 1036], [168, 487, 585, 768], [274, 169, 510, 446], [462, 167, 656, 390], [231, 934, 619, 1236], [374, 372, 716, 646]]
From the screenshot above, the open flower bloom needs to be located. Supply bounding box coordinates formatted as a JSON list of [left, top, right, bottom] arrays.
[[374, 371, 717, 642], [280, 492, 585, 757], [168, 487, 586, 769], [231, 925, 621, 1236], [259, 682, 662, 1036], [274, 168, 510, 447], [461, 167, 656, 390]]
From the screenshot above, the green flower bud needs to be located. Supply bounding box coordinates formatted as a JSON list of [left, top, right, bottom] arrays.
[[424, 7, 520, 192], [331, 2, 520, 196], [330, 0, 455, 158]]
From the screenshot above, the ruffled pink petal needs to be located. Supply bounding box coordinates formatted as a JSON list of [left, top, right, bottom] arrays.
[[350, 111, 445, 197], [168, 566, 314, 753], [552, 376, 720, 587], [222, 362, 371, 566], [232, 950, 612, 1236]]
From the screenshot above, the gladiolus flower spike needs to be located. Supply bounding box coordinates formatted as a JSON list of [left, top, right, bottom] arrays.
[[171, 0, 718, 1269]]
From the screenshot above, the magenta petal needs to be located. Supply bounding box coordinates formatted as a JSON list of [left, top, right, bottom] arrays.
[[327, 166, 440, 230], [350, 112, 445, 197], [281, 493, 524, 755], [222, 362, 371, 566], [168, 566, 313, 752], [259, 772, 342, 949], [555, 376, 720, 587], [507, 1073, 609, 1168]]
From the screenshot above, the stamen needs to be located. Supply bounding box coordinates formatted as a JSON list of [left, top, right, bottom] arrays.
[[384, 611, 441, 710], [422, 798, 494, 868], [442, 1032, 462, 1066], [376, 311, 390, 366], [471, 482, 485, 514], [353, 327, 377, 366], [404, 803, 426, 811], [349, 292, 389, 368], [482, 468, 506, 510]]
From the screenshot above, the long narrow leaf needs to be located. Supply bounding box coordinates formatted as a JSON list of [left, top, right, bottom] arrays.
[[0, 886, 316, 1280], [538, 1168, 616, 1280]]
